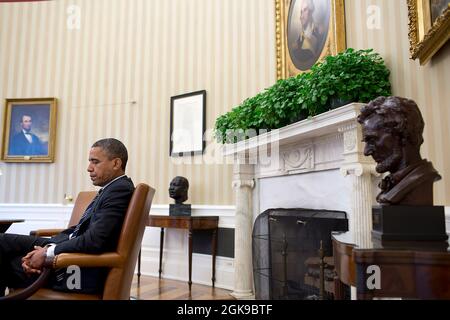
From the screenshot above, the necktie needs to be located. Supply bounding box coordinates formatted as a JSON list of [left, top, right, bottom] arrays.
[[24, 132, 32, 143], [71, 189, 102, 237]]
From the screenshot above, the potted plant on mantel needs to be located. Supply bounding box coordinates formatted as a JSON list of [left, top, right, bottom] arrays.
[[214, 48, 392, 144]]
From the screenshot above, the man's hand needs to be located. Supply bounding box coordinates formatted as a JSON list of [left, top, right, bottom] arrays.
[[22, 246, 47, 275]]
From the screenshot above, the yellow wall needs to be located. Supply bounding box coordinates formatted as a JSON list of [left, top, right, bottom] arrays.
[[0, 0, 449, 205], [0, 0, 276, 204], [345, 0, 450, 205]]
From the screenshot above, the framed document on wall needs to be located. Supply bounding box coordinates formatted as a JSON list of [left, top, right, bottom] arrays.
[[170, 90, 206, 157]]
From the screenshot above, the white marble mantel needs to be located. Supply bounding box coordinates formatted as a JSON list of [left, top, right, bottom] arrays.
[[223, 103, 379, 299]]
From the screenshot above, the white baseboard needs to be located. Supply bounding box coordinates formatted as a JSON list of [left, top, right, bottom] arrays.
[[0, 203, 236, 290]]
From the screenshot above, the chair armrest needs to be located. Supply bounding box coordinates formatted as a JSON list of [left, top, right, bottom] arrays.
[[48, 252, 123, 269], [30, 229, 65, 237], [0, 268, 51, 301], [1, 253, 122, 300]]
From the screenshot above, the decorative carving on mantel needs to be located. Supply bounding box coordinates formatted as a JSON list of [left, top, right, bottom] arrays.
[[338, 122, 358, 132], [338, 122, 360, 153], [340, 163, 379, 178], [232, 179, 255, 189], [337, 121, 374, 169], [343, 130, 357, 153], [282, 145, 314, 172], [313, 134, 344, 168], [255, 132, 347, 178]]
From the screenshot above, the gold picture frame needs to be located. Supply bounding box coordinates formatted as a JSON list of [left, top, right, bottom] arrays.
[[407, 0, 450, 65], [1, 98, 57, 163], [275, 0, 346, 79]]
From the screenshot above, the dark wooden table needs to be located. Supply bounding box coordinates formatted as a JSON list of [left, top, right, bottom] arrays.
[[0, 219, 25, 233], [143, 215, 219, 290], [332, 231, 450, 300]]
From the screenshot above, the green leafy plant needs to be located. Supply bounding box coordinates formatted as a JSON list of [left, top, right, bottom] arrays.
[[215, 48, 392, 143], [215, 76, 309, 143], [300, 48, 392, 115]]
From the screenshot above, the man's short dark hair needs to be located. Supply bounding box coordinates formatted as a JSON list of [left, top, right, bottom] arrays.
[[357, 96, 424, 147], [92, 138, 128, 170]]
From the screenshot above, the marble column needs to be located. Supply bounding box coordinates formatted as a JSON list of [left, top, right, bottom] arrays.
[[339, 123, 379, 247], [339, 122, 379, 300], [230, 160, 255, 299], [341, 163, 378, 247]]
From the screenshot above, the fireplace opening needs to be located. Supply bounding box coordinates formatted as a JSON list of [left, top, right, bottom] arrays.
[[252, 208, 348, 300]]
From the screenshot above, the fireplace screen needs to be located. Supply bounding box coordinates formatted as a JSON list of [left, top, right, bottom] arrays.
[[252, 208, 348, 300]]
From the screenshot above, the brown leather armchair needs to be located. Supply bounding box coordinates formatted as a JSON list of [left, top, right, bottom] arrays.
[[5, 183, 155, 300]]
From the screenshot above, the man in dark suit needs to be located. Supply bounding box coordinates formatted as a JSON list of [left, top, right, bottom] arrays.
[[0, 138, 135, 295], [9, 115, 46, 156]]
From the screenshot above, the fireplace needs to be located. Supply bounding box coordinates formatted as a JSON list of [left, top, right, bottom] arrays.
[[252, 208, 348, 300], [225, 103, 378, 298]]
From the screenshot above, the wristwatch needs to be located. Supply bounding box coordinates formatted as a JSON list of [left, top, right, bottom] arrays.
[[44, 244, 56, 267]]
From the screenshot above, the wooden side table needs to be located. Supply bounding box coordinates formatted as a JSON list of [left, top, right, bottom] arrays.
[[332, 231, 450, 299], [0, 219, 25, 233], [143, 215, 219, 290]]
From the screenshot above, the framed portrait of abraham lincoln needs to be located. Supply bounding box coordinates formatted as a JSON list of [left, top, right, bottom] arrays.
[[275, 0, 346, 79], [1, 98, 57, 163]]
